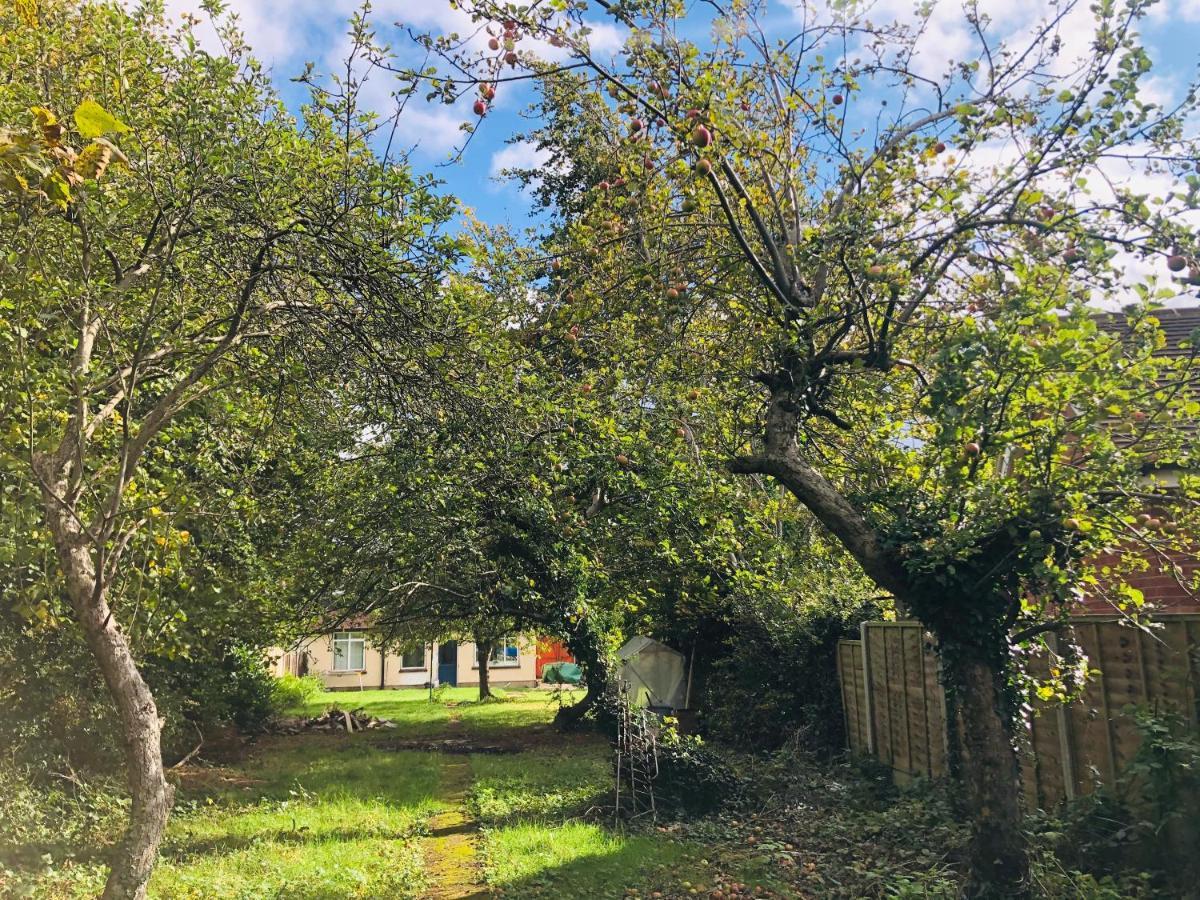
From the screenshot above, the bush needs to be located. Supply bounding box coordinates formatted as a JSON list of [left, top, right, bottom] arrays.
[[271, 673, 324, 711], [700, 597, 882, 754], [650, 719, 742, 816], [149, 643, 279, 753], [1037, 707, 1200, 896]]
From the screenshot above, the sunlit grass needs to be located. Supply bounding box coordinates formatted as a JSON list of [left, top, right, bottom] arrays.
[[10, 684, 784, 899], [286, 685, 581, 738], [147, 742, 442, 899]]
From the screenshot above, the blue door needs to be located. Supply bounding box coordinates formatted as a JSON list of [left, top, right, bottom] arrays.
[[437, 641, 457, 686]]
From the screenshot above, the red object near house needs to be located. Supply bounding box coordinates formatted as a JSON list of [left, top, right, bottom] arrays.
[[535, 638, 574, 677]]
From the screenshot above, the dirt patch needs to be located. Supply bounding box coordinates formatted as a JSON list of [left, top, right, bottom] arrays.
[[385, 738, 520, 755], [172, 764, 264, 794], [423, 721, 489, 899], [386, 722, 605, 755]]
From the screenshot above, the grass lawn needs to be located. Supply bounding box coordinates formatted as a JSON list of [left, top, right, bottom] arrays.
[[286, 685, 579, 738], [5, 687, 788, 898]]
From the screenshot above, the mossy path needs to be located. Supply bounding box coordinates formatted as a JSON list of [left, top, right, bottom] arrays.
[[425, 715, 488, 899]]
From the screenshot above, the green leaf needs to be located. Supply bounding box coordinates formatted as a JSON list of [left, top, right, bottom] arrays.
[[73, 100, 129, 139]]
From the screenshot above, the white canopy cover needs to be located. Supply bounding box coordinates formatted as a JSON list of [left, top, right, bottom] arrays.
[[616, 635, 687, 709]]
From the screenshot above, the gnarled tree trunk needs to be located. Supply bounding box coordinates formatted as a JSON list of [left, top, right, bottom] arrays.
[[946, 654, 1029, 897], [555, 626, 609, 729], [36, 460, 174, 900], [730, 394, 1029, 894]]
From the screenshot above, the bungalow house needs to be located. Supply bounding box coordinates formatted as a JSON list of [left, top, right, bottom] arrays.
[[272, 630, 540, 691]]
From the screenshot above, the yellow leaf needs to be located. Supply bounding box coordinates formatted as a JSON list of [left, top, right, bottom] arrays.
[[13, 0, 37, 27], [73, 100, 129, 139]]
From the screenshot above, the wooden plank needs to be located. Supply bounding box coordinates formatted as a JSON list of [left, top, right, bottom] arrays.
[[896, 626, 915, 777], [860, 622, 876, 756]]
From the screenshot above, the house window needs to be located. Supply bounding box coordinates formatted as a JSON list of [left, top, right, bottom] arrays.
[[399, 645, 425, 670], [488, 639, 521, 668], [332, 631, 365, 671]]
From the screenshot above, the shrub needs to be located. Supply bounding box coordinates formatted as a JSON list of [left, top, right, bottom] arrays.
[[1038, 707, 1200, 895], [149, 643, 279, 752], [271, 673, 324, 711], [700, 597, 882, 754], [650, 719, 742, 816]]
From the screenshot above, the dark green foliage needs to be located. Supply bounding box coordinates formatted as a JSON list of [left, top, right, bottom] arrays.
[[700, 598, 883, 754], [640, 720, 741, 817], [0, 616, 279, 773], [1040, 707, 1200, 895], [147, 644, 278, 750]]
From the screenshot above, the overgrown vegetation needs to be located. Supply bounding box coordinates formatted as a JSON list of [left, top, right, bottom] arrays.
[[3, 0, 1198, 896], [700, 598, 883, 753]]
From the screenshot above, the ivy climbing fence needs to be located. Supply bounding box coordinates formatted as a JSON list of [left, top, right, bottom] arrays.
[[836, 616, 1200, 808]]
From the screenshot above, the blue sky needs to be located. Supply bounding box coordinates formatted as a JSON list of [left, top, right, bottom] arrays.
[[175, 0, 1200, 232]]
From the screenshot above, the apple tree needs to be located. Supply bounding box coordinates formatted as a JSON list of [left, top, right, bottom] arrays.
[[402, 0, 1200, 891]]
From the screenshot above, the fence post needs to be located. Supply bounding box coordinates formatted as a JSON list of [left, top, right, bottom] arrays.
[[860, 621, 876, 756], [1046, 633, 1076, 802]]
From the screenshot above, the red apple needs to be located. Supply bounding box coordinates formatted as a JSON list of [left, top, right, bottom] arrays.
[[695, 158, 712, 175], [473, 99, 488, 116], [934, 141, 946, 153], [1167, 254, 1186, 272], [963, 441, 981, 457], [581, 383, 593, 394], [832, 93, 844, 105], [615, 453, 630, 466], [551, 258, 563, 272], [691, 124, 713, 148], [598, 180, 610, 191], [688, 388, 701, 401], [866, 264, 885, 279], [630, 118, 644, 133], [664, 287, 680, 300], [488, 37, 500, 50], [482, 84, 496, 100]]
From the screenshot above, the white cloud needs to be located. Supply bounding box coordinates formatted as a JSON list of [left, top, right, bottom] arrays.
[[489, 141, 554, 191]]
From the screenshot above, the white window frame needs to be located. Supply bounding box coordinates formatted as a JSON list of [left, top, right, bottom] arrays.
[[331, 631, 366, 672], [486, 638, 521, 668], [399, 644, 425, 670]]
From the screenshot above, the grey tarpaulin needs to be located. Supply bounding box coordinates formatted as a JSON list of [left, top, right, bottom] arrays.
[[616, 636, 687, 710]]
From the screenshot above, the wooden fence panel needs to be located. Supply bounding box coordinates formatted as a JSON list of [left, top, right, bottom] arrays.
[[837, 640, 868, 754], [860, 623, 945, 780], [841, 615, 1200, 807]]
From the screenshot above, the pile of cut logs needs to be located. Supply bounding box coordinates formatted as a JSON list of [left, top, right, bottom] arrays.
[[278, 707, 397, 734]]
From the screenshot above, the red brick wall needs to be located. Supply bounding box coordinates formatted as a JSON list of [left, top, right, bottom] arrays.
[[1077, 547, 1200, 614]]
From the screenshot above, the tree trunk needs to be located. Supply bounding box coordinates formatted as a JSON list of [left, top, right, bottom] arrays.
[[555, 628, 609, 729], [947, 654, 1030, 898], [476, 638, 493, 701], [729, 411, 1029, 894], [36, 465, 174, 900]]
